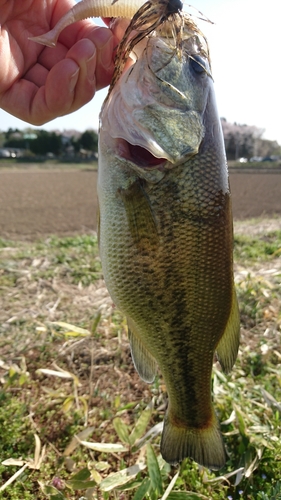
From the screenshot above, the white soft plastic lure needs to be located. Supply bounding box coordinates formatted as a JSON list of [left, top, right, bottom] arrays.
[[29, 0, 147, 47]]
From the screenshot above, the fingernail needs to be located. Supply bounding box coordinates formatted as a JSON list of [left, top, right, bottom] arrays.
[[101, 38, 114, 70], [69, 68, 80, 92], [86, 53, 96, 82]]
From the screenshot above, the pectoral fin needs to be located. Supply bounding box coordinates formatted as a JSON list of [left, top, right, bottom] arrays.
[[127, 319, 157, 383], [216, 291, 240, 374], [117, 179, 158, 249]]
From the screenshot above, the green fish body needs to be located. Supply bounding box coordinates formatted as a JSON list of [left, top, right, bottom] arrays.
[[98, 33, 240, 469]]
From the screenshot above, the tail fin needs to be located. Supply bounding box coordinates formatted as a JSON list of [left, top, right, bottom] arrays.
[[29, 30, 59, 48], [160, 413, 226, 470]]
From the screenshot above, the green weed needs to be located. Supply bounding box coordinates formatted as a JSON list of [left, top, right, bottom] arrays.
[[0, 221, 281, 499], [234, 231, 281, 262]]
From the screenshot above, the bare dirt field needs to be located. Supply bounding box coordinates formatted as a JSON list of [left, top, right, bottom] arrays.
[[0, 168, 98, 239], [0, 166, 281, 239]]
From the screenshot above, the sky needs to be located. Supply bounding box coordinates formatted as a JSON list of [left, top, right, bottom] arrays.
[[0, 0, 280, 143]]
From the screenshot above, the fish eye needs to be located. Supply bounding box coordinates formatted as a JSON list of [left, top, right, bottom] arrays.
[[190, 56, 206, 74]]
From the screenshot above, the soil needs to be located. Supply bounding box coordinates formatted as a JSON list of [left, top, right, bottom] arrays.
[[0, 167, 281, 239], [230, 170, 281, 220], [0, 168, 98, 240]]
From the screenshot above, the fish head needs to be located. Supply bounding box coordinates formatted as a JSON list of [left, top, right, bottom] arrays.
[[100, 28, 214, 175]]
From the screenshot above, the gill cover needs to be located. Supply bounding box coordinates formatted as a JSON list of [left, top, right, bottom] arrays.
[[100, 37, 212, 164]]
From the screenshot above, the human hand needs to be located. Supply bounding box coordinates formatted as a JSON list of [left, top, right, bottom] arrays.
[[0, 0, 119, 125]]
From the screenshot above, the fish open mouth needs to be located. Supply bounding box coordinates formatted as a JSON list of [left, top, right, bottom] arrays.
[[117, 138, 167, 168]]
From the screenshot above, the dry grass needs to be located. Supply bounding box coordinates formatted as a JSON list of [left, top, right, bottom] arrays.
[[0, 219, 281, 499]]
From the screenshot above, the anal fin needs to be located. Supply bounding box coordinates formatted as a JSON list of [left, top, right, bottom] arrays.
[[216, 289, 240, 374], [127, 319, 157, 383]]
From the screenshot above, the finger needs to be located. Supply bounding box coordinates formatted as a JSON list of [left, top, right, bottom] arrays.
[[34, 25, 115, 91], [0, 27, 115, 124], [24, 63, 49, 88], [0, 40, 95, 125], [107, 18, 131, 41], [29, 30, 115, 123], [101, 17, 130, 41], [31, 38, 98, 124], [72, 25, 115, 90]]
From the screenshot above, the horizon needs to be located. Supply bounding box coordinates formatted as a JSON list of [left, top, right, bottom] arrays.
[[1, 118, 280, 149]]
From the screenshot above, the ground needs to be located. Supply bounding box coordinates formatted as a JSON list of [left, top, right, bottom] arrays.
[[0, 163, 280, 499], [0, 164, 281, 239], [0, 165, 98, 240]]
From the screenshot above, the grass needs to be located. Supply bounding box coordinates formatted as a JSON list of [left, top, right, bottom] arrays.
[[0, 219, 281, 499], [228, 161, 281, 170], [234, 230, 281, 262]]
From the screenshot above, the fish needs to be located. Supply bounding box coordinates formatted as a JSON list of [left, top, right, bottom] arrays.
[[98, 10, 240, 469], [29, 0, 240, 470]]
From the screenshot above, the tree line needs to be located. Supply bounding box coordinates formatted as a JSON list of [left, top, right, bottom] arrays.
[[1, 129, 98, 157], [221, 119, 280, 160], [1, 121, 280, 159]]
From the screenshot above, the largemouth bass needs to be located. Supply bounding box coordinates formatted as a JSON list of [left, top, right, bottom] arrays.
[[98, 14, 240, 469]]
